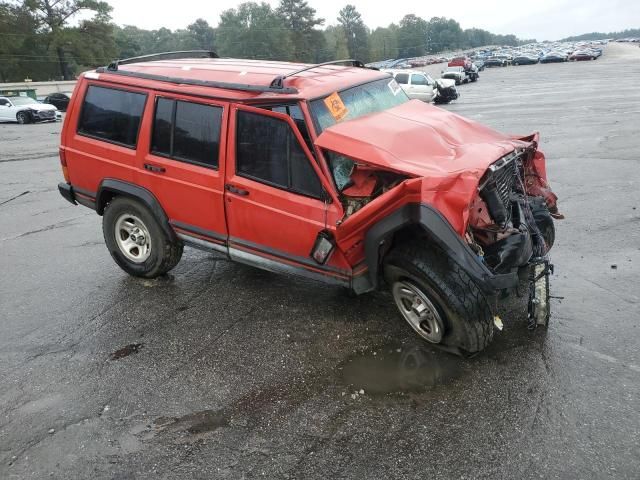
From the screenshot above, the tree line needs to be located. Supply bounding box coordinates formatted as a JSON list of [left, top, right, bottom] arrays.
[[0, 0, 530, 83]]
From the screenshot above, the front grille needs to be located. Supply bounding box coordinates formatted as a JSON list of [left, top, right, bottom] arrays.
[[38, 110, 55, 118], [492, 159, 517, 211], [479, 153, 519, 226]]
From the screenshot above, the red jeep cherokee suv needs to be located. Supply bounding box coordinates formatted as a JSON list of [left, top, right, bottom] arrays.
[[58, 51, 560, 353]]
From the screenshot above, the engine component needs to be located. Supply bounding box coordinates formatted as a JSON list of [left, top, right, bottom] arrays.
[[482, 228, 533, 273]]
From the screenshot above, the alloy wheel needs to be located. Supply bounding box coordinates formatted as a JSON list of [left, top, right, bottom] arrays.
[[114, 213, 152, 263], [392, 281, 445, 343]]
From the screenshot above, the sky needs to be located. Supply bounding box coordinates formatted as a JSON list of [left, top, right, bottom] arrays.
[[104, 0, 640, 41]]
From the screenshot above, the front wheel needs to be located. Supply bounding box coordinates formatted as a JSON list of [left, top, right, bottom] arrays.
[[16, 111, 30, 124], [384, 242, 494, 353], [103, 196, 183, 278]]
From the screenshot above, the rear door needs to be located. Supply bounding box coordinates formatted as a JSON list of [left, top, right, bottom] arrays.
[[223, 104, 349, 285], [137, 93, 228, 249]]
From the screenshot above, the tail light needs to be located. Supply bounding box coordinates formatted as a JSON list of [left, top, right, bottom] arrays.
[[59, 146, 69, 182]]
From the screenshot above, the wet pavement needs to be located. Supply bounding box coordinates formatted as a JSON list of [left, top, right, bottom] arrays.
[[1, 43, 639, 479]]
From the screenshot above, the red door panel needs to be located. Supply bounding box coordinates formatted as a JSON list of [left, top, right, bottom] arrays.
[[225, 104, 350, 278], [137, 93, 228, 243]]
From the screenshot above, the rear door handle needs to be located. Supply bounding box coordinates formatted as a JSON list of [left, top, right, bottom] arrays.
[[225, 184, 249, 196], [144, 163, 165, 173]]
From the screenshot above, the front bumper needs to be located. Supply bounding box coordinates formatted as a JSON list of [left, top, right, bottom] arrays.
[[32, 110, 57, 121]]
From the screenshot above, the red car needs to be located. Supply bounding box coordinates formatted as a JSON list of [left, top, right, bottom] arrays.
[[569, 50, 597, 61], [58, 51, 560, 353], [448, 56, 472, 70]]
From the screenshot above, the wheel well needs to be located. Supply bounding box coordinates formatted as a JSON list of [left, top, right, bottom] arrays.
[[96, 189, 116, 215], [95, 180, 176, 242], [380, 224, 435, 269]]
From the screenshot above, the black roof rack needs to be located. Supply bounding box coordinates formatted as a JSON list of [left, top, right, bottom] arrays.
[[106, 50, 219, 71], [94, 67, 299, 95], [94, 54, 372, 96], [269, 59, 367, 89]]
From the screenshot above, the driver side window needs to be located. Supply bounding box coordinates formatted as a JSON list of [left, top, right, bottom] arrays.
[[0, 99, 9, 107], [236, 110, 324, 199]]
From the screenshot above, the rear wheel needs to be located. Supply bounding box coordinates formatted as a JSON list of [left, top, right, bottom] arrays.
[[384, 242, 494, 353], [103, 196, 183, 278], [16, 111, 30, 124]]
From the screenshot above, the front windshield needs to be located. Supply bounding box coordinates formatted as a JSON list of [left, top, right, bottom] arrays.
[[9, 97, 35, 106], [309, 77, 409, 133]]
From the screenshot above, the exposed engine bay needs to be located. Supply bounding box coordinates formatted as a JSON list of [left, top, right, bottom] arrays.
[[329, 153, 407, 217], [468, 148, 559, 274]]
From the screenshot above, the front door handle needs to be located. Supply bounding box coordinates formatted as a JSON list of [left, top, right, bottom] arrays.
[[225, 184, 249, 196], [144, 163, 166, 173]]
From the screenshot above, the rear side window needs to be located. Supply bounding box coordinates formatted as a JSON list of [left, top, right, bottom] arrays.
[[236, 110, 323, 199], [78, 85, 146, 147], [151, 98, 222, 169], [395, 73, 409, 85]]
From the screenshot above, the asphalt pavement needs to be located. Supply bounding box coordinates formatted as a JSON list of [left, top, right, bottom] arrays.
[[1, 42, 639, 479]]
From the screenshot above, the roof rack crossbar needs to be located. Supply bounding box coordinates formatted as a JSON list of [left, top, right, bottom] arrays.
[[107, 50, 219, 71], [94, 67, 299, 95], [269, 59, 366, 89]]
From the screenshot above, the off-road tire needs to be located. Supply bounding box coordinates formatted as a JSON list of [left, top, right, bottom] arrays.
[[384, 242, 494, 353], [103, 196, 183, 278], [16, 111, 30, 124]]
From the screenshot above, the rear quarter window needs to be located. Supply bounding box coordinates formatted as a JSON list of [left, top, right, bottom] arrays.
[[77, 85, 147, 148]]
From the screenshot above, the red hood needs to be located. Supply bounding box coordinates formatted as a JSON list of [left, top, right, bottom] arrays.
[[315, 99, 530, 179], [315, 100, 544, 235]]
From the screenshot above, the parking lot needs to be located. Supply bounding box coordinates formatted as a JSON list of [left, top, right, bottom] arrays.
[[1, 42, 639, 479]]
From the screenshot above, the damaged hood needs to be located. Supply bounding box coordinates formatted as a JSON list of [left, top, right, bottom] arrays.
[[315, 99, 529, 179]]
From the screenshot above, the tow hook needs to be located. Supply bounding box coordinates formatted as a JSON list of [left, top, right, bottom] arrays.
[[527, 257, 553, 330]]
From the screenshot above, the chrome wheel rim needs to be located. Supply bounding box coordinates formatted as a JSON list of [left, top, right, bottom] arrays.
[[114, 213, 151, 263], [392, 281, 444, 343]]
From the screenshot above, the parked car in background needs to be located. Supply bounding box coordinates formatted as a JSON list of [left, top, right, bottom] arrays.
[[432, 79, 459, 104], [384, 70, 436, 102], [43, 91, 73, 111], [448, 56, 472, 70], [569, 50, 596, 61], [512, 55, 539, 65], [441, 66, 467, 85], [540, 52, 567, 63], [0, 95, 58, 124], [484, 56, 508, 67], [472, 58, 485, 71]]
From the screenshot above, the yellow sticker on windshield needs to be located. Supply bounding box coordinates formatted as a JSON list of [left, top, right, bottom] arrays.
[[324, 92, 348, 122]]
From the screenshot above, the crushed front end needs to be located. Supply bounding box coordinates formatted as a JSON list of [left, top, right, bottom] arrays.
[[467, 143, 562, 327]]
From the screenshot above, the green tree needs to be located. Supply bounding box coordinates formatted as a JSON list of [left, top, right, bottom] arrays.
[[187, 18, 216, 51], [323, 25, 349, 60], [425, 17, 464, 53], [337, 4, 369, 62], [217, 2, 292, 60], [369, 25, 398, 61], [276, 0, 323, 62], [397, 14, 427, 57], [23, 0, 112, 79]]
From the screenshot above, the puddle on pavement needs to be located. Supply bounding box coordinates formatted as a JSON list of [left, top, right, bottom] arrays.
[[340, 345, 464, 395], [110, 343, 143, 360], [154, 409, 229, 434]]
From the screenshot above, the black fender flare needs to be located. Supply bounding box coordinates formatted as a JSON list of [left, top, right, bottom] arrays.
[[362, 203, 518, 295], [96, 179, 177, 241]]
